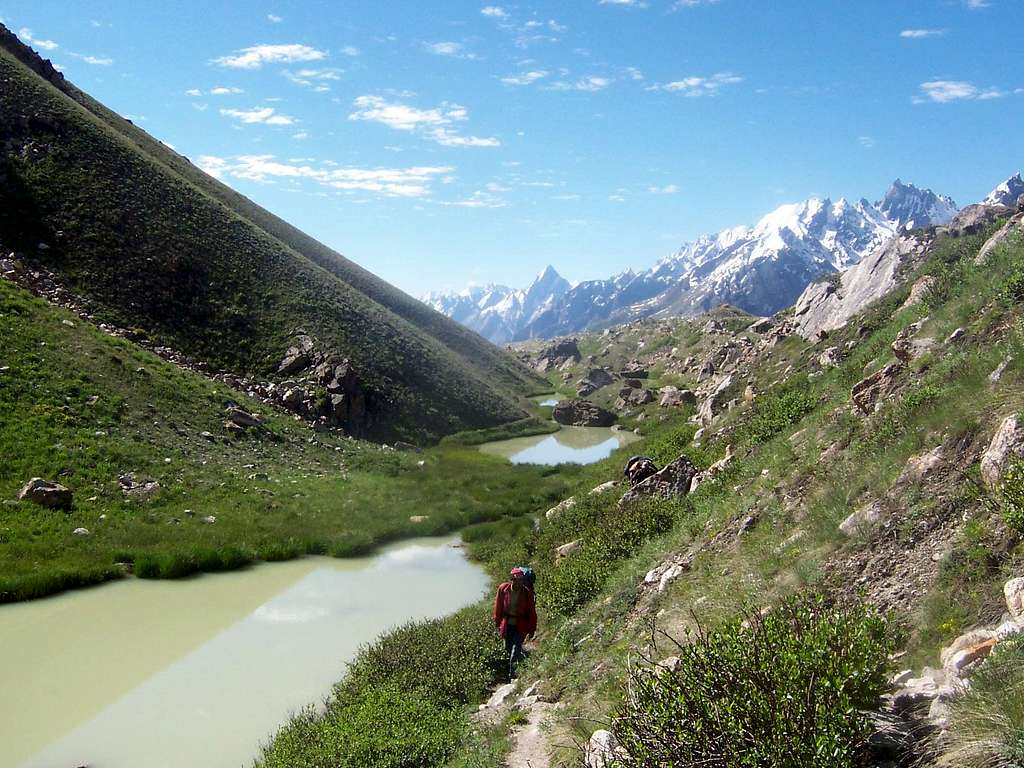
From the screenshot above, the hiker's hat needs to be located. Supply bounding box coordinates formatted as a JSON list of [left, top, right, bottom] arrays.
[[510, 567, 524, 578]]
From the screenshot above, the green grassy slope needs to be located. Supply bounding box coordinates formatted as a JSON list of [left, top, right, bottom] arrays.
[[0, 278, 574, 601], [0, 29, 541, 442]]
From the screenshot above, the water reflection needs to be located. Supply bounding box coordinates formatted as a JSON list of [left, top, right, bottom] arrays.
[[479, 426, 639, 465]]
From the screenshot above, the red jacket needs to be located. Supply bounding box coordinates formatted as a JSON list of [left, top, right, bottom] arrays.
[[493, 582, 537, 639]]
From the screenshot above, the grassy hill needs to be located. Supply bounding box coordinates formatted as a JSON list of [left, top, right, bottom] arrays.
[[0, 26, 541, 442]]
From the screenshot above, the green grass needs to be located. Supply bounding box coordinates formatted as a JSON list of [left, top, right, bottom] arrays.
[[0, 279, 570, 601]]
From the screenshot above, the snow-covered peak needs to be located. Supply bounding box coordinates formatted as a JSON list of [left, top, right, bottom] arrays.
[[877, 179, 958, 230], [983, 172, 1024, 207]]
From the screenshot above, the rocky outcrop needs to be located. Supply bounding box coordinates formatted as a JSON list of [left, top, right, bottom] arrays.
[[975, 211, 1024, 266], [535, 339, 580, 373], [619, 455, 697, 508], [659, 387, 697, 408], [576, 368, 615, 396], [891, 320, 936, 364], [697, 374, 734, 425], [851, 363, 903, 415], [552, 400, 615, 427], [793, 234, 931, 340], [545, 497, 576, 520], [276, 334, 315, 375], [947, 202, 1012, 236], [900, 275, 936, 309], [980, 415, 1024, 489], [118, 473, 161, 499], [17, 478, 72, 510]]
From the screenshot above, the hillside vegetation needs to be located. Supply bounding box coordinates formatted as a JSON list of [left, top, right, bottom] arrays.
[[0, 27, 540, 442]]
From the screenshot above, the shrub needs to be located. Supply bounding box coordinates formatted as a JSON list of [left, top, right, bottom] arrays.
[[1000, 458, 1024, 535], [742, 384, 817, 445], [934, 637, 1024, 768], [612, 594, 894, 768]]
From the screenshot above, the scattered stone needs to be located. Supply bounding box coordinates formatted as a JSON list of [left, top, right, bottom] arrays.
[[891, 321, 935, 364], [484, 682, 517, 710], [225, 407, 263, 429], [552, 400, 615, 427], [201, 515, 216, 524], [658, 564, 685, 592], [940, 629, 996, 670], [895, 446, 944, 489], [900, 276, 937, 309], [748, 317, 773, 334], [659, 387, 697, 408], [585, 730, 622, 768], [535, 339, 581, 373], [945, 327, 966, 344], [980, 415, 1024, 489], [555, 540, 581, 560], [851, 363, 903, 415], [72, 527, 89, 536], [819, 346, 841, 368], [118, 473, 161, 499], [17, 478, 72, 510], [619, 455, 698, 508], [989, 357, 1013, 384], [839, 501, 884, 537], [545, 497, 576, 520], [589, 481, 618, 495], [1005, 577, 1024, 621]]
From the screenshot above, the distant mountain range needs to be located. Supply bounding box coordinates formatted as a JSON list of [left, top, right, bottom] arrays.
[[424, 180, 960, 344]]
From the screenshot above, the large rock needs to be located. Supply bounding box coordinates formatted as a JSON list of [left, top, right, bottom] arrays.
[[839, 501, 884, 537], [697, 374, 733, 426], [659, 387, 697, 408], [552, 400, 615, 427], [900, 275, 937, 309], [276, 334, 315, 375], [585, 730, 622, 768], [891, 320, 935, 364], [545, 497, 576, 520], [976, 213, 1024, 265], [17, 478, 73, 510], [851, 363, 903, 415], [321, 361, 367, 430], [535, 339, 580, 373], [578, 368, 615, 391], [619, 455, 698, 508], [948, 202, 1013, 236], [793, 234, 930, 340], [1005, 577, 1024, 621], [980, 415, 1024, 489]]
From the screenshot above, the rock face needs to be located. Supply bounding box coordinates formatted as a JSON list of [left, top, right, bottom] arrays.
[[851, 363, 903, 415], [793, 234, 931, 340], [980, 415, 1024, 489], [619, 455, 697, 507], [534, 338, 581, 373], [552, 399, 615, 427], [577, 368, 615, 396], [17, 478, 72, 510], [975, 212, 1024, 266], [697, 374, 734, 425], [982, 172, 1024, 208]]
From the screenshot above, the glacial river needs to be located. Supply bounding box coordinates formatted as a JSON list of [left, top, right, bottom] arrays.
[[0, 537, 487, 768]]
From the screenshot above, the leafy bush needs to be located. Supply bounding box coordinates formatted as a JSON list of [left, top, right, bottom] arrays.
[[1000, 458, 1024, 534], [613, 594, 894, 768], [742, 384, 817, 445], [934, 637, 1024, 768]]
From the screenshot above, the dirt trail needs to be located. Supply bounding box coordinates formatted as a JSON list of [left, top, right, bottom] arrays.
[[505, 701, 561, 768]]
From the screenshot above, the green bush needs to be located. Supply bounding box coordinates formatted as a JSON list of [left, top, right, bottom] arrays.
[[612, 594, 894, 768], [1000, 459, 1024, 534], [742, 384, 817, 445]]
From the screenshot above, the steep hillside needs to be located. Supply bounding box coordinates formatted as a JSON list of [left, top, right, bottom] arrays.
[[0, 26, 541, 442]]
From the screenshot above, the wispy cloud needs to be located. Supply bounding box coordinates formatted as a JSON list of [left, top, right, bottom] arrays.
[[220, 106, 296, 125], [426, 41, 478, 59], [340, 45, 360, 56], [965, 0, 990, 8], [198, 155, 452, 198], [349, 95, 500, 147], [900, 29, 945, 39], [211, 86, 244, 95], [267, 14, 282, 23], [214, 43, 327, 69], [599, 0, 649, 7], [440, 190, 508, 208], [648, 184, 679, 194], [70, 52, 114, 66], [673, 0, 721, 7], [858, 135, 876, 149], [18, 28, 58, 51], [285, 68, 342, 91], [501, 70, 548, 86], [481, 6, 508, 17], [647, 72, 742, 95], [550, 76, 610, 92], [915, 79, 1006, 103]]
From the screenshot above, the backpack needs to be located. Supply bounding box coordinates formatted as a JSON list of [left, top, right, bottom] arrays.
[[517, 566, 536, 592]]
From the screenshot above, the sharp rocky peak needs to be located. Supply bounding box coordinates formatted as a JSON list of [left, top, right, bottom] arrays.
[[983, 172, 1024, 207]]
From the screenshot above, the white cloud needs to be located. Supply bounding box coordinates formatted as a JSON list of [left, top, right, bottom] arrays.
[[608, 194, 626, 202], [481, 6, 508, 17], [426, 41, 478, 59], [916, 79, 1006, 103], [285, 68, 342, 89], [648, 184, 679, 194], [623, 66, 644, 81], [673, 0, 721, 6], [501, 70, 548, 85], [349, 95, 500, 147], [599, 0, 648, 6], [220, 106, 296, 125], [292, 131, 309, 140], [71, 53, 114, 66], [340, 45, 360, 56], [900, 29, 945, 39], [551, 76, 610, 92], [185, 88, 203, 97], [858, 135, 876, 149], [197, 154, 453, 198], [18, 28, 58, 51], [267, 14, 282, 22], [214, 43, 327, 69], [441, 190, 507, 208], [648, 72, 742, 96], [210, 86, 245, 95], [966, 0, 989, 8]]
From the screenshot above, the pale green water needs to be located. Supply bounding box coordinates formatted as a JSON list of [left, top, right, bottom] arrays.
[[0, 538, 487, 768], [479, 426, 640, 465]]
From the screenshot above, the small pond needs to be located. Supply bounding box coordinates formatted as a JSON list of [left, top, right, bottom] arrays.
[[1, 537, 487, 768], [479, 426, 640, 465]]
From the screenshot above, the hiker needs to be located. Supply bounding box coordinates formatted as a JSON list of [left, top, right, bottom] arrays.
[[493, 566, 537, 680]]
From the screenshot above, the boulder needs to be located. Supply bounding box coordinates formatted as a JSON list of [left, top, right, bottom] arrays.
[[818, 347, 841, 368], [980, 415, 1024, 489], [225, 407, 263, 429], [589, 480, 618, 495], [545, 497, 576, 520], [1005, 577, 1024, 621], [625, 388, 654, 406], [620, 367, 648, 379], [552, 400, 615, 427], [891, 321, 935, 364], [579, 368, 615, 390], [839, 501, 884, 537], [619, 455, 698, 508], [276, 335, 315, 375], [697, 374, 734, 426], [659, 387, 697, 408], [748, 317, 773, 334], [17, 478, 72, 510], [689, 446, 734, 494], [948, 202, 1012, 236], [900, 275, 937, 309], [555, 540, 581, 560], [895, 446, 944, 488], [282, 386, 307, 409], [940, 629, 996, 670], [535, 339, 581, 373], [624, 456, 658, 485], [851, 363, 903, 415], [585, 730, 622, 768], [624, 378, 642, 389]]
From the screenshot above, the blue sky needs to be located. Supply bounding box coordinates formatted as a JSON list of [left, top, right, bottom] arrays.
[[2, 1, 1022, 295]]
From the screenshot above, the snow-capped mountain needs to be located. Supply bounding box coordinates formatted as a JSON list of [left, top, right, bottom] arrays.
[[425, 180, 959, 344], [422, 266, 571, 345], [983, 172, 1024, 207]]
